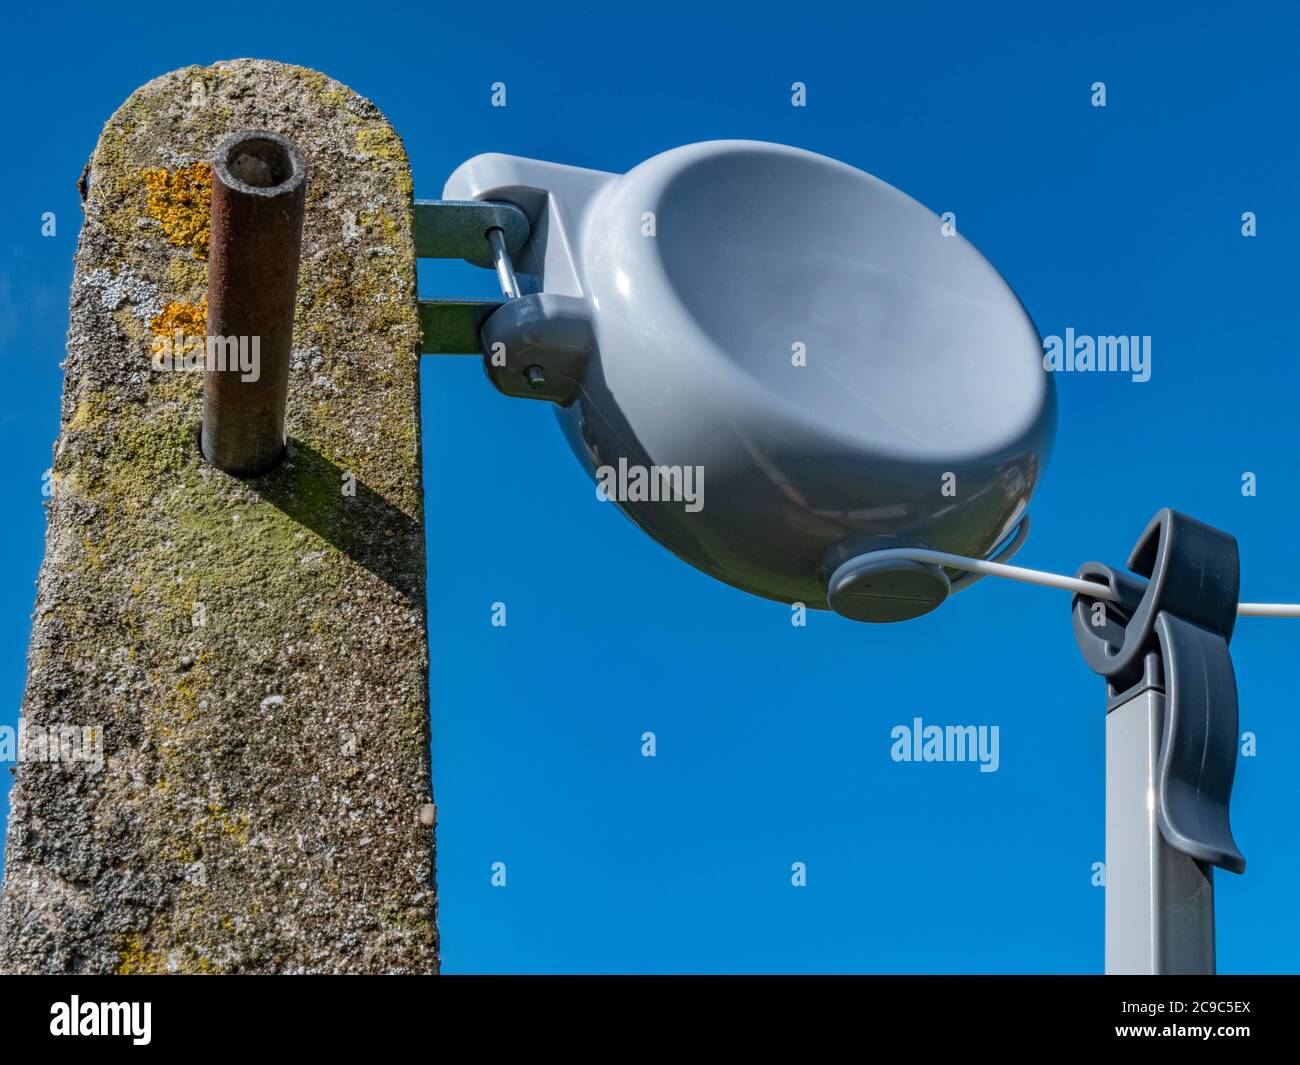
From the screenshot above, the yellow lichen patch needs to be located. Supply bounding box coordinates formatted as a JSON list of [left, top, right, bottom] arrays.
[[143, 163, 212, 258], [116, 933, 171, 975], [359, 209, 399, 244], [117, 933, 217, 975], [356, 126, 406, 163], [156, 656, 212, 735], [289, 68, 330, 94], [149, 299, 208, 361], [81, 537, 105, 570], [167, 255, 207, 294], [198, 803, 252, 847], [150, 367, 202, 407], [150, 298, 206, 338], [68, 391, 112, 433]]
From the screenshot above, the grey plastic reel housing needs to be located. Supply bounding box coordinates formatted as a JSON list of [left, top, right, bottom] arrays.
[[444, 141, 1055, 621]]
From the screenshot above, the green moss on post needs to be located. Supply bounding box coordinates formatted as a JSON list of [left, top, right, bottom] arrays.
[[0, 60, 435, 974]]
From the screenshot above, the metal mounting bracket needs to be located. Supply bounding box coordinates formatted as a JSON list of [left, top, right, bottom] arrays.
[[413, 199, 529, 261], [418, 299, 502, 356], [414, 199, 530, 356]]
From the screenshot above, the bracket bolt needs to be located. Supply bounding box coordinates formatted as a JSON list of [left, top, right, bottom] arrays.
[[524, 365, 547, 392]]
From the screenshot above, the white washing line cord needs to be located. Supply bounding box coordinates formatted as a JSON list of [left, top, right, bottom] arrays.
[[863, 547, 1300, 619]]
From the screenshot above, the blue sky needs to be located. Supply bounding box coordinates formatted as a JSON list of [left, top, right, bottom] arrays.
[[3, 1, 1299, 973]]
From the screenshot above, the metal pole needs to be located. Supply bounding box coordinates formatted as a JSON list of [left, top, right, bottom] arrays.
[[202, 129, 307, 476], [1106, 686, 1216, 974]]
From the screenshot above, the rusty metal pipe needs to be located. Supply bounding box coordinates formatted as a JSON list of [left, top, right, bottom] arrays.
[[202, 130, 307, 476]]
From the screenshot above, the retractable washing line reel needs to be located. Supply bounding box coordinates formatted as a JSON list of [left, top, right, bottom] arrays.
[[419, 140, 1246, 974]]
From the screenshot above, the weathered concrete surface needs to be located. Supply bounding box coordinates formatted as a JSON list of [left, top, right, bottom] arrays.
[[0, 60, 436, 973]]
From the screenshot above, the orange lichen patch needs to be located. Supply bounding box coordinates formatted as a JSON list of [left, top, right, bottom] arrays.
[[149, 298, 208, 359], [143, 163, 212, 258]]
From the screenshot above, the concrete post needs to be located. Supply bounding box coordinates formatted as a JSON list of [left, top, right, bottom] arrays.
[[0, 60, 436, 974]]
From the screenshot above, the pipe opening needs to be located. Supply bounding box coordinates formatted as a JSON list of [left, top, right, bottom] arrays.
[[216, 132, 302, 194]]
